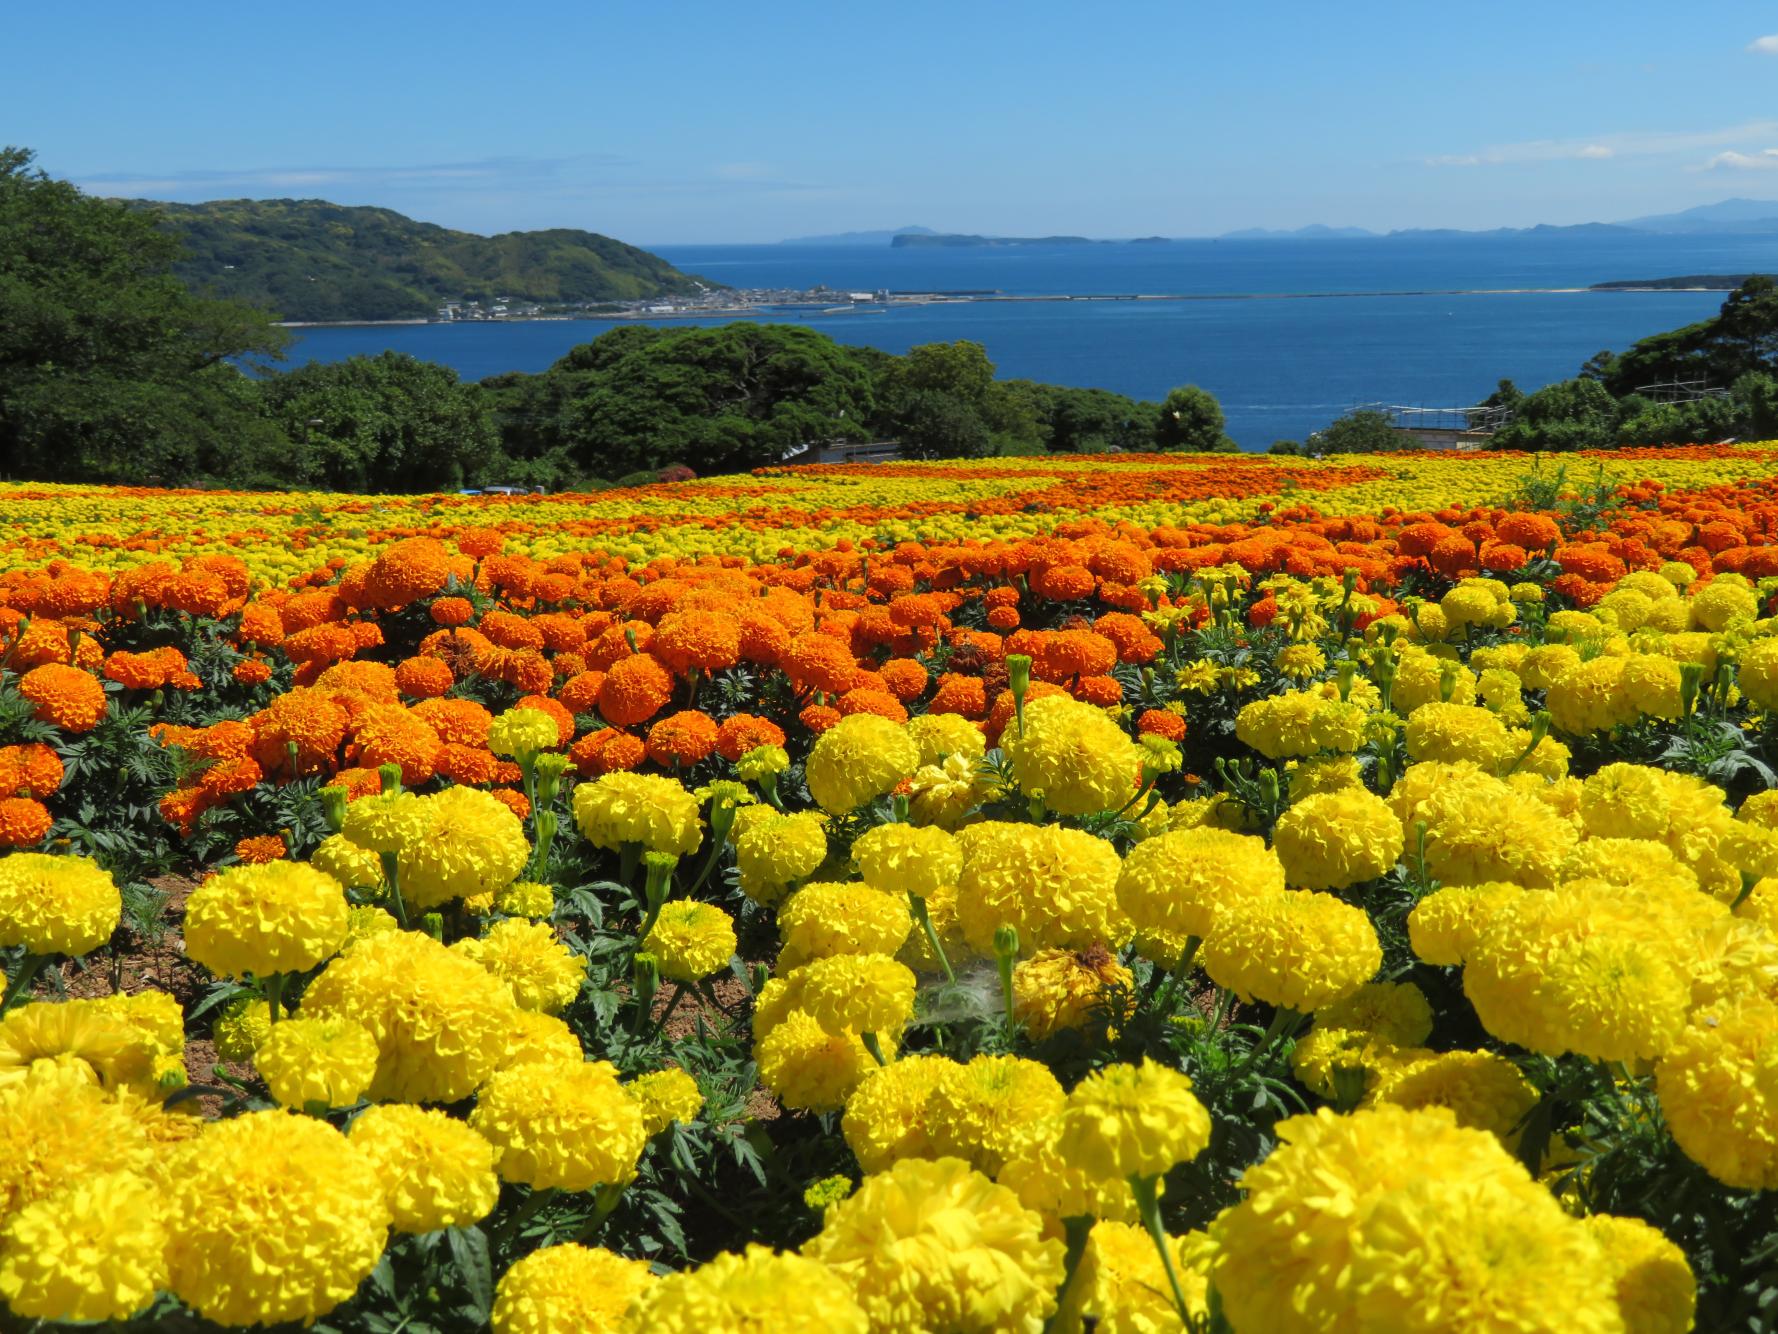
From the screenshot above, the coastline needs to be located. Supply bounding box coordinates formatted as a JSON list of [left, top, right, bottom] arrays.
[[275, 284, 1704, 329]]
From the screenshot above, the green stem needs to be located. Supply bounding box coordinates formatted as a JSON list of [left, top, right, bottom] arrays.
[[492, 1186, 557, 1252], [1233, 1006, 1303, 1078], [682, 837, 723, 899], [909, 894, 956, 984], [648, 983, 687, 1040], [1129, 1174, 1194, 1329], [1150, 936, 1203, 1016], [264, 972, 286, 1025], [576, 1182, 627, 1241], [0, 953, 47, 1015], [861, 1031, 890, 1066], [1044, 1215, 1095, 1334], [379, 851, 410, 929]]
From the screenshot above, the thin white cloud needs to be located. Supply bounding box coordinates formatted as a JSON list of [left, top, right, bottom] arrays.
[[1704, 148, 1778, 171], [1750, 33, 1778, 53], [1427, 120, 1778, 167]]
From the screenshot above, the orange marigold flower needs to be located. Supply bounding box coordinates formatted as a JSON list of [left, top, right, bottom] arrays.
[[1032, 563, 1095, 601], [16, 664, 108, 732], [437, 743, 500, 786], [328, 767, 385, 801], [783, 633, 859, 695], [0, 744, 63, 799], [568, 729, 646, 776], [879, 658, 930, 702], [454, 526, 505, 559], [430, 597, 474, 627], [234, 833, 287, 864], [282, 623, 359, 666], [1072, 674, 1125, 706], [353, 707, 442, 786], [653, 611, 742, 674], [395, 655, 454, 698], [799, 703, 842, 734], [1137, 708, 1186, 742], [364, 537, 453, 610], [0, 797, 52, 848], [646, 710, 721, 767], [986, 605, 1022, 630], [250, 688, 348, 777], [199, 756, 263, 800], [482, 610, 546, 651], [556, 670, 607, 716], [598, 653, 675, 728], [413, 697, 493, 747], [715, 713, 787, 762], [491, 787, 531, 820], [929, 673, 988, 719], [157, 786, 207, 835], [837, 687, 909, 723], [1496, 513, 1560, 551], [236, 603, 284, 645], [233, 658, 273, 686]]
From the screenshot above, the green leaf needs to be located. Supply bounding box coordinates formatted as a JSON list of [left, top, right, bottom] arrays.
[[446, 1225, 493, 1322]]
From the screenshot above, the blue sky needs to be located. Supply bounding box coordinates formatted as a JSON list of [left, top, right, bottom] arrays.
[[10, 1, 1778, 242]]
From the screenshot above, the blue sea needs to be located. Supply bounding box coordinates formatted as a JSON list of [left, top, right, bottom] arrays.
[[285, 234, 1778, 449]]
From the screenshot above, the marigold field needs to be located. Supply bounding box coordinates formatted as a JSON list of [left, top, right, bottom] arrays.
[[6, 446, 1778, 1331]]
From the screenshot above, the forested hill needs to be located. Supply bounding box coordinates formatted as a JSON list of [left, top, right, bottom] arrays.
[[141, 198, 710, 322]]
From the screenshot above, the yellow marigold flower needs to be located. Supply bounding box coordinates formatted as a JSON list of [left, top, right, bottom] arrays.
[[997, 1119, 1143, 1226], [735, 808, 828, 904], [213, 994, 274, 1061], [1002, 693, 1142, 815], [1054, 1220, 1213, 1334], [793, 953, 917, 1037], [1201, 889, 1380, 1013], [1290, 1026, 1421, 1101], [0, 852, 120, 957], [897, 879, 968, 974], [956, 821, 1128, 956], [1115, 826, 1283, 945], [1236, 690, 1367, 759], [1388, 647, 1477, 712], [0, 1067, 152, 1216], [1560, 837, 1699, 897], [340, 788, 422, 853], [344, 903, 401, 948], [1286, 753, 1363, 799], [802, 1156, 1065, 1333], [302, 930, 517, 1103], [1012, 944, 1132, 1040], [255, 1016, 379, 1108], [906, 711, 986, 766], [755, 1009, 884, 1114], [471, 1058, 647, 1192], [349, 1102, 499, 1234], [164, 1110, 390, 1328], [1315, 980, 1434, 1046], [842, 1053, 952, 1173], [853, 822, 962, 898], [1212, 1105, 1617, 1334], [1657, 992, 1778, 1190], [734, 743, 790, 784], [489, 706, 561, 759], [496, 880, 556, 918], [1407, 881, 1521, 966], [643, 900, 738, 981], [1622, 653, 1685, 719], [494, 1243, 655, 1334], [574, 771, 703, 856], [394, 785, 532, 910], [778, 881, 911, 969], [1271, 787, 1404, 890], [0, 998, 156, 1093], [0, 1169, 166, 1323], [454, 919, 586, 1013], [1389, 761, 1577, 888], [310, 832, 385, 891], [1584, 1215, 1696, 1334], [619, 1244, 867, 1334], [1691, 577, 1759, 630], [1276, 642, 1326, 680], [496, 1008, 584, 1072], [628, 1067, 704, 1137], [1464, 883, 1688, 1063], [1366, 1049, 1539, 1144], [1404, 701, 1516, 771], [926, 1053, 1066, 1176], [183, 861, 348, 979], [1054, 1059, 1211, 1181], [805, 713, 920, 815], [905, 751, 993, 829]]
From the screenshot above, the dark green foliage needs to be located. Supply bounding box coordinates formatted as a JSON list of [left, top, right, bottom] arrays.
[[1309, 408, 1405, 454], [1491, 377, 1622, 452], [0, 146, 291, 484], [259, 351, 501, 492], [1154, 384, 1237, 451], [147, 197, 711, 323], [1601, 275, 1778, 397], [895, 389, 994, 459]]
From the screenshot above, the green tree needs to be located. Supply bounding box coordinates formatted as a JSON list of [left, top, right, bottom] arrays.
[[1154, 385, 1235, 451], [1603, 276, 1778, 397], [896, 390, 993, 459], [0, 146, 290, 484], [1732, 373, 1778, 440], [260, 352, 500, 492], [1309, 409, 1405, 454], [1491, 378, 1621, 452]]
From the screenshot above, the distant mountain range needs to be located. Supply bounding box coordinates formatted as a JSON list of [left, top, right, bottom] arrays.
[[809, 199, 1778, 246], [144, 198, 710, 323], [779, 225, 938, 245]]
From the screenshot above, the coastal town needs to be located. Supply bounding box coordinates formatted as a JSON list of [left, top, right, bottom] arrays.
[[433, 284, 919, 322]]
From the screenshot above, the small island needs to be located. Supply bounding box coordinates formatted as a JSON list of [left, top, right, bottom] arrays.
[[1591, 273, 1771, 291]]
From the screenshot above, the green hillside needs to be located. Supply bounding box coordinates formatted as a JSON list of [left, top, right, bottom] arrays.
[[141, 198, 711, 323]]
